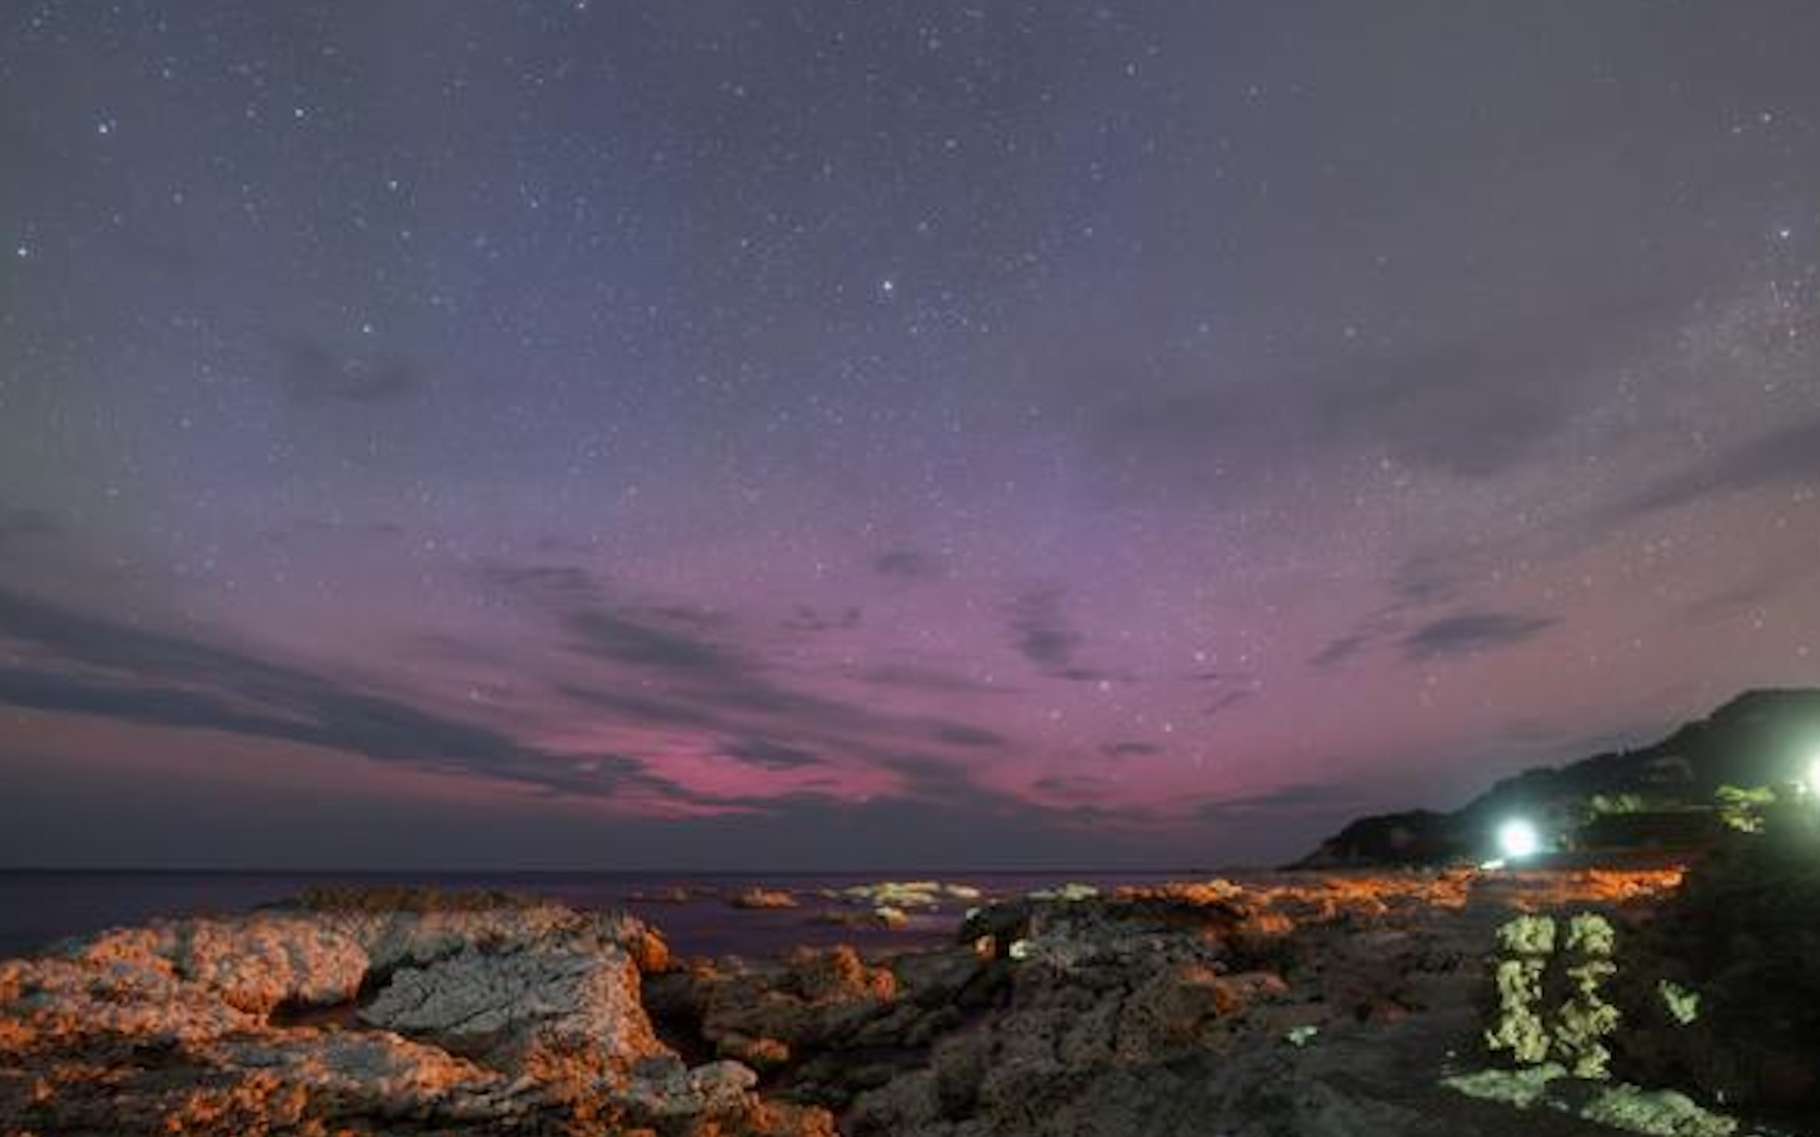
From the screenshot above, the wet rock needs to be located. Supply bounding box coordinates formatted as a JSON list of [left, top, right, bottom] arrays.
[[807, 906, 910, 932], [730, 888, 800, 910], [872, 905, 910, 930]]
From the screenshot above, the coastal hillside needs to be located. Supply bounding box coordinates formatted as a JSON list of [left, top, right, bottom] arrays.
[[1295, 688, 1820, 866]]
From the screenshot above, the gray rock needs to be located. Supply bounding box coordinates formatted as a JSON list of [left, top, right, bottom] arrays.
[[358, 941, 663, 1079]]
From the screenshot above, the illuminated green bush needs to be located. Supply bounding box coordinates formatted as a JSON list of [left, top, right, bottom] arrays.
[[1713, 784, 1775, 833], [1485, 912, 1621, 1078]]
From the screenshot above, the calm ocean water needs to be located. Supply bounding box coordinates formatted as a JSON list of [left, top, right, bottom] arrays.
[[0, 869, 1222, 960]]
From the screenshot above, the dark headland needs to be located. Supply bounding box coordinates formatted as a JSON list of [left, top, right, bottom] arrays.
[[1295, 687, 1820, 869]]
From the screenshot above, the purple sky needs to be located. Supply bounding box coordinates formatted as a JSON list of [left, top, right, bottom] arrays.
[[3, 2, 1820, 869]]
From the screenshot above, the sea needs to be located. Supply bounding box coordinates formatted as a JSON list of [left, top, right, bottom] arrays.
[[0, 869, 1224, 961]]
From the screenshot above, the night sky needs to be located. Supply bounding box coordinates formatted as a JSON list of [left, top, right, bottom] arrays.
[[4, 3, 1820, 869]]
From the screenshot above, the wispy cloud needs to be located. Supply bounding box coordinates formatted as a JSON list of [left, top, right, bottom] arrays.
[[782, 605, 862, 633], [1400, 610, 1555, 662], [724, 738, 823, 770], [1309, 631, 1374, 671], [931, 723, 1006, 748], [0, 585, 703, 805], [483, 561, 1032, 795]]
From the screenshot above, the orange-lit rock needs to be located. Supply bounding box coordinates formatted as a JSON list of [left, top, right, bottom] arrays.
[[0, 891, 833, 1137]]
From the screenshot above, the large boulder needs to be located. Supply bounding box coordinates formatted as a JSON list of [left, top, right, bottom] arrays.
[[359, 941, 664, 1082]]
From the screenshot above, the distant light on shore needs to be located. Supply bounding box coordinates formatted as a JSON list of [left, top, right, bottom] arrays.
[[1497, 818, 1541, 860]]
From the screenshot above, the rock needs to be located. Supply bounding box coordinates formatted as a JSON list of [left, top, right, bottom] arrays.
[[1443, 1065, 1740, 1137], [872, 905, 910, 930], [1579, 1084, 1739, 1137], [807, 906, 910, 932], [718, 1031, 792, 1069], [358, 941, 664, 1082], [645, 942, 994, 1109], [1285, 1024, 1319, 1047], [731, 888, 800, 910], [618, 1057, 757, 1118], [0, 891, 834, 1136], [1440, 1062, 1568, 1108], [0, 951, 261, 1050], [208, 1029, 514, 1118], [839, 882, 943, 909], [7, 868, 1776, 1137], [849, 868, 1705, 1137], [687, 946, 898, 1052]]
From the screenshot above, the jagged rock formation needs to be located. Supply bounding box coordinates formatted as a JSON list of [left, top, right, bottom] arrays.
[[1296, 688, 1820, 866], [842, 870, 1687, 1136], [0, 890, 831, 1136], [2, 868, 1767, 1137], [646, 869, 1686, 1135]]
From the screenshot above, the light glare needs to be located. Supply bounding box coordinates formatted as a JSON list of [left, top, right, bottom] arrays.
[[1497, 818, 1540, 860]]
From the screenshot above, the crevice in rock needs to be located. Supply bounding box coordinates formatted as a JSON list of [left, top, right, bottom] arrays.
[[266, 998, 361, 1030], [639, 972, 720, 1069]]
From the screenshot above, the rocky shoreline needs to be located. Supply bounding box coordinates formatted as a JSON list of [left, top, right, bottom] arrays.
[[0, 860, 1806, 1136]]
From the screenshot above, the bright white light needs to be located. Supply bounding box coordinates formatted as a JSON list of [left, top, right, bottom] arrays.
[[1807, 757, 1820, 798], [1497, 818, 1541, 860]]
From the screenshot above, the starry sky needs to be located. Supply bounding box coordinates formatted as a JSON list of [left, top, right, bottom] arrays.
[[4, 2, 1820, 870]]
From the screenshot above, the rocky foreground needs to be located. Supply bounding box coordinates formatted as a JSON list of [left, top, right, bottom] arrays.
[[0, 855, 1808, 1136]]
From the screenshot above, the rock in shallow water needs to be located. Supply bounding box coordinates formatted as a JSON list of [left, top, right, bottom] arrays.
[[730, 888, 800, 910]]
